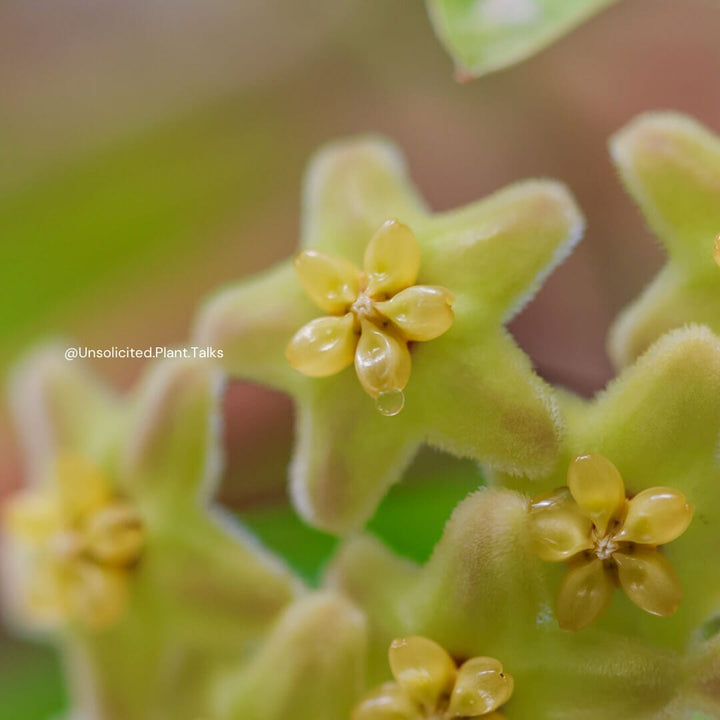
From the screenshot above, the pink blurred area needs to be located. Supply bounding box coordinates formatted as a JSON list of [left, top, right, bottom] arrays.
[[2, 0, 720, 508]]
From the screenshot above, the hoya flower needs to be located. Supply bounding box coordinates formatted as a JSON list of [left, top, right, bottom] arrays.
[[608, 112, 720, 367], [425, 0, 619, 80], [286, 220, 455, 413], [353, 636, 513, 720], [1, 347, 301, 720], [195, 136, 583, 532], [529, 453, 692, 631], [328, 327, 720, 719]]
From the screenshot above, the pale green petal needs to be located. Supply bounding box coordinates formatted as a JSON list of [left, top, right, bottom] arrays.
[[217, 593, 367, 720], [145, 509, 301, 649], [326, 535, 420, 686], [421, 180, 584, 323], [397, 489, 549, 655], [301, 138, 426, 264], [8, 344, 118, 479], [418, 332, 562, 477], [611, 112, 720, 275], [685, 634, 720, 718], [290, 375, 419, 533], [426, 0, 618, 79], [194, 262, 317, 393], [609, 112, 720, 366], [123, 359, 223, 508]]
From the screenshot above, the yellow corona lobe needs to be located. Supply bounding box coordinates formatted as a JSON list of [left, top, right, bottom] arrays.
[[530, 453, 693, 631], [85, 503, 145, 566], [615, 487, 693, 545], [448, 657, 514, 717], [528, 490, 594, 562], [353, 636, 513, 720], [375, 286, 455, 341], [614, 549, 682, 617], [389, 636, 456, 711], [556, 558, 615, 631], [364, 220, 421, 297], [567, 453, 625, 536], [294, 250, 361, 313], [355, 321, 412, 399], [286, 314, 356, 377], [4, 455, 145, 630], [287, 220, 454, 413]]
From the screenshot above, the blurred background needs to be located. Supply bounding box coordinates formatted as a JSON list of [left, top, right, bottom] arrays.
[[2, 0, 720, 716]]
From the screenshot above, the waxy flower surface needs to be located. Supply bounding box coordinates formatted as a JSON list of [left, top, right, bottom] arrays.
[[195, 136, 583, 532], [609, 112, 720, 367], [287, 220, 455, 414], [353, 635, 513, 720], [1, 347, 301, 720], [529, 453, 692, 631]]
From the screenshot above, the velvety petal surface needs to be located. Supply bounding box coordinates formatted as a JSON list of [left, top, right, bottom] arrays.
[[609, 112, 720, 366]]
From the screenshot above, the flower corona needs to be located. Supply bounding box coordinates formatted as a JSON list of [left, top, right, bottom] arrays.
[[352, 636, 513, 720], [529, 453, 693, 631], [3, 454, 144, 629], [286, 219, 455, 415]]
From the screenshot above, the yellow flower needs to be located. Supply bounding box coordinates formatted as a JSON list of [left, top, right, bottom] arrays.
[[529, 453, 693, 631], [353, 636, 513, 720], [286, 219, 455, 415], [4, 454, 144, 630]]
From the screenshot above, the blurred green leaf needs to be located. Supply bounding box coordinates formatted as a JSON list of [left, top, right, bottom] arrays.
[[426, 0, 619, 78], [0, 640, 66, 719], [0, 95, 287, 369]]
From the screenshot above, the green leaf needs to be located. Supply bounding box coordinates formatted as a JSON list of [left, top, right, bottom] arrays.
[[426, 0, 619, 79]]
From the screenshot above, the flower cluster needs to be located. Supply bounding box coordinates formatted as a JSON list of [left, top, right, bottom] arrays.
[[5, 105, 720, 720]]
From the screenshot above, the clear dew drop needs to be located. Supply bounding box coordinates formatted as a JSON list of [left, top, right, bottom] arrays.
[[376, 389, 405, 416]]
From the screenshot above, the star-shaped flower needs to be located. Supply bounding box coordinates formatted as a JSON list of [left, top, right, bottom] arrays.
[[2, 347, 301, 720], [195, 136, 584, 532], [353, 635, 513, 720], [529, 453, 692, 631], [609, 112, 720, 367], [327, 326, 720, 719]]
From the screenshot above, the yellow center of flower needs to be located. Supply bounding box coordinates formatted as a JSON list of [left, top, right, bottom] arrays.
[[528, 453, 693, 631], [713, 234, 720, 266], [286, 219, 455, 416], [3, 454, 145, 630], [352, 636, 513, 720]]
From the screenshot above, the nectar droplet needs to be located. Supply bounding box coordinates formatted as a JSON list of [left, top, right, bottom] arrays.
[[376, 389, 405, 416]]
